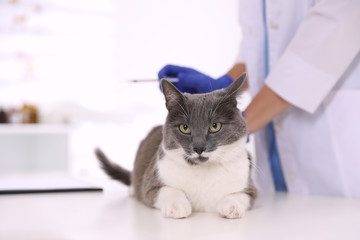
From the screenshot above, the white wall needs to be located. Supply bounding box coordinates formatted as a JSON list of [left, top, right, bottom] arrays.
[[0, 0, 242, 175], [0, 0, 241, 111]]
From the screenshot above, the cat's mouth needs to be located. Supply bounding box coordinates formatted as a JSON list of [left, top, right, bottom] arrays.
[[185, 155, 209, 165]]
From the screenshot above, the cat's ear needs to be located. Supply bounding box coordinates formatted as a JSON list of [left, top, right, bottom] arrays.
[[224, 73, 247, 98], [220, 73, 247, 108], [161, 79, 184, 110]]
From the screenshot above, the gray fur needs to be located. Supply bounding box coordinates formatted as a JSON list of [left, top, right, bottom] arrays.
[[96, 73, 257, 209], [161, 74, 248, 165], [95, 148, 131, 185], [131, 126, 164, 207]]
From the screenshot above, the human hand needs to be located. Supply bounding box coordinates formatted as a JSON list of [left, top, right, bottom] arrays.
[[158, 65, 233, 94]]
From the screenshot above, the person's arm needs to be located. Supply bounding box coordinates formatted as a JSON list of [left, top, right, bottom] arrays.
[[265, 1, 360, 114], [245, 0, 360, 133], [227, 63, 246, 80], [225, 63, 289, 133], [244, 85, 290, 134], [226, 63, 248, 91]]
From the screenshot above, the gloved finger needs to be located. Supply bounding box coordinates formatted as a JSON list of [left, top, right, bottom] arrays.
[[178, 72, 215, 93], [178, 72, 205, 88], [158, 65, 194, 79], [158, 64, 182, 78], [177, 72, 195, 87], [158, 65, 175, 79]]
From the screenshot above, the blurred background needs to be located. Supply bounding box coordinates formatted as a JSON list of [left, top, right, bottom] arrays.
[[0, 0, 243, 178]]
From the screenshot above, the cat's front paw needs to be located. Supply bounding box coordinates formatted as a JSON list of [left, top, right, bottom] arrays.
[[216, 193, 249, 219], [161, 200, 192, 219], [154, 186, 192, 219]]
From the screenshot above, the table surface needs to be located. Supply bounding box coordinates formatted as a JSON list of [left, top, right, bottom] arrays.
[[1, 181, 359, 240]]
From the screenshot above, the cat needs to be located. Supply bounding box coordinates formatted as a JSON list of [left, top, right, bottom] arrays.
[[95, 73, 257, 219]]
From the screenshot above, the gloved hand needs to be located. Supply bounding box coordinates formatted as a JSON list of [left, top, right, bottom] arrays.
[[158, 65, 233, 94]]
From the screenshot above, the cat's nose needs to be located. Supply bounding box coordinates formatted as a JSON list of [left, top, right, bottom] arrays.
[[193, 146, 206, 155]]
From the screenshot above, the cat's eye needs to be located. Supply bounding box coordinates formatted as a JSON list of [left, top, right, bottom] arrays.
[[209, 122, 222, 133], [179, 124, 191, 134]]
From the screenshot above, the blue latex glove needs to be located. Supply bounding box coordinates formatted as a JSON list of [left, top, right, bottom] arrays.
[[158, 65, 233, 94]]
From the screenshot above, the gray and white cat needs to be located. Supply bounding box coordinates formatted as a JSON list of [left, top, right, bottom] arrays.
[[95, 73, 257, 219]]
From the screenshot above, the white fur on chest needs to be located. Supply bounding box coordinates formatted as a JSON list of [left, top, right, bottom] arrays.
[[157, 138, 249, 212]]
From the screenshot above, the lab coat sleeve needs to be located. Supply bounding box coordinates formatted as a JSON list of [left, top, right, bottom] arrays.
[[265, 0, 360, 114]]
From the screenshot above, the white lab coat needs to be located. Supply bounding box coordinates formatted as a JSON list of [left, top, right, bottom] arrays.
[[238, 0, 360, 197]]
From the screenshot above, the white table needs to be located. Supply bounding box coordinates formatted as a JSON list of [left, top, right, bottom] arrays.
[[0, 183, 359, 240]]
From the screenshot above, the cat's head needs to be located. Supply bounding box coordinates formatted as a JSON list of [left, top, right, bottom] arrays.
[[161, 74, 248, 166]]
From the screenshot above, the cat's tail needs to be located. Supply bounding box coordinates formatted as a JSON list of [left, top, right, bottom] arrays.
[[95, 148, 131, 186]]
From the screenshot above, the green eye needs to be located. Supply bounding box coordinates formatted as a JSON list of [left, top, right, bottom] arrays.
[[209, 122, 222, 133], [179, 124, 191, 134]]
